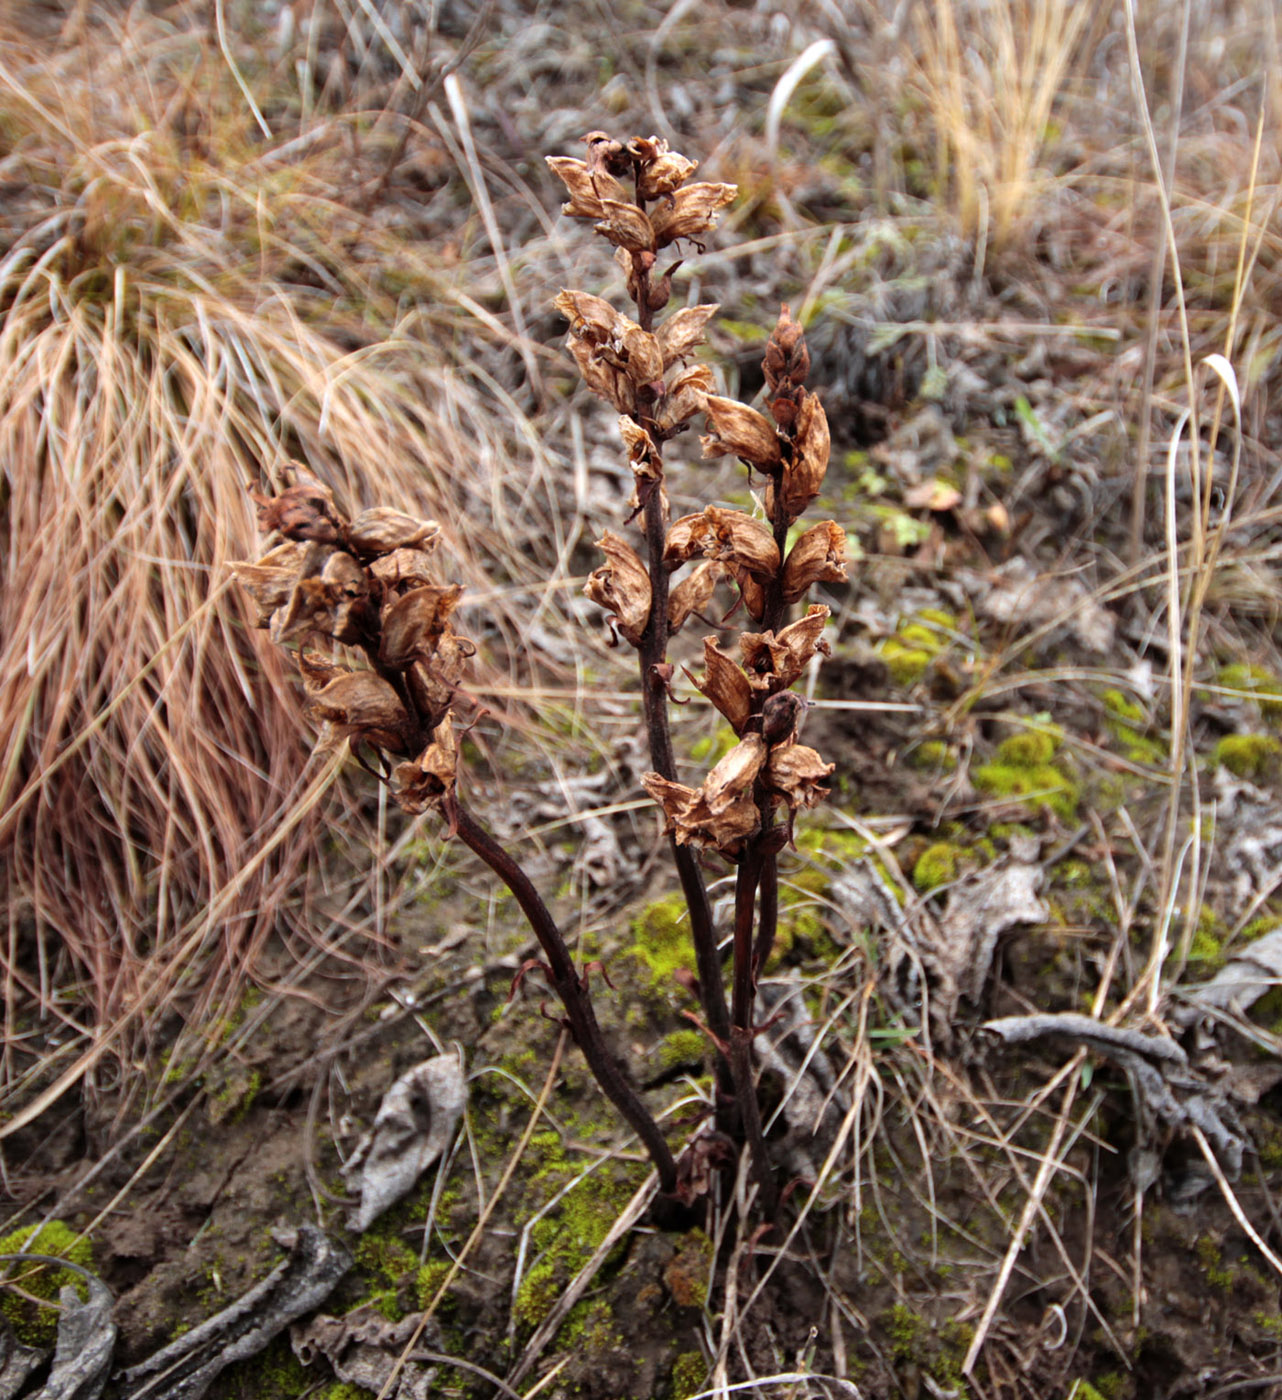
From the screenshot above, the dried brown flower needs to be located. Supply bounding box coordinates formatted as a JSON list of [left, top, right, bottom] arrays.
[[657, 305, 718, 369], [772, 390, 830, 524], [702, 507, 781, 578], [407, 628, 475, 726], [688, 637, 752, 733], [650, 183, 738, 248], [641, 733, 766, 854], [663, 513, 713, 566], [700, 396, 782, 468], [595, 199, 657, 254], [307, 671, 411, 752], [667, 560, 724, 633], [584, 531, 651, 646], [254, 479, 344, 545], [658, 364, 715, 434], [380, 583, 463, 667], [230, 541, 308, 626], [393, 712, 459, 813], [347, 507, 440, 556], [765, 744, 833, 813], [546, 156, 629, 218], [740, 605, 832, 691], [781, 521, 848, 603]]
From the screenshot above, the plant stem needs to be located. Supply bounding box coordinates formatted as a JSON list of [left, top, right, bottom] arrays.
[[450, 801, 678, 1195], [730, 848, 778, 1216]]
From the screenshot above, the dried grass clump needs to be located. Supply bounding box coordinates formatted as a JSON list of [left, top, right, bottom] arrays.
[[0, 9, 539, 1109]]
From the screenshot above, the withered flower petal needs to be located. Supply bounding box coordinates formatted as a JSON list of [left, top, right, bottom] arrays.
[[668, 560, 724, 633], [368, 547, 437, 590], [703, 732, 767, 812], [776, 390, 830, 523], [620, 322, 664, 384], [308, 671, 409, 749], [740, 605, 832, 690], [663, 513, 713, 566], [381, 584, 463, 667], [641, 761, 762, 856], [703, 506, 781, 578], [658, 364, 715, 434], [545, 156, 629, 217], [231, 542, 307, 625], [736, 570, 767, 622], [700, 396, 782, 467], [657, 305, 718, 369], [555, 289, 619, 338], [393, 713, 459, 814], [595, 199, 657, 254], [638, 150, 698, 199], [650, 182, 738, 247], [781, 521, 848, 603], [688, 635, 751, 733], [255, 481, 344, 544], [407, 627, 475, 726], [568, 336, 636, 413], [584, 531, 651, 646], [765, 744, 833, 813], [347, 507, 440, 555]]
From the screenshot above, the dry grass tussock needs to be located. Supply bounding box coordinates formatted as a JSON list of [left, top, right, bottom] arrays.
[[0, 6, 562, 1111]]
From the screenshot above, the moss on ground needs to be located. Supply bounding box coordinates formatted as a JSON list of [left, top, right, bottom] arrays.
[[1216, 663, 1282, 719], [877, 609, 959, 687], [0, 1220, 92, 1347], [973, 728, 1078, 819], [1213, 733, 1282, 780]]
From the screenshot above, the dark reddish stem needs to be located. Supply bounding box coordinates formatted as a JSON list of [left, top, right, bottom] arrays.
[[451, 801, 677, 1194], [730, 847, 778, 1217]]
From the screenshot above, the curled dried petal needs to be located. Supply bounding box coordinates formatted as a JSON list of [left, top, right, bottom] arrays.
[[308, 671, 410, 750], [595, 199, 656, 253], [555, 289, 619, 338], [650, 182, 738, 247], [663, 513, 713, 566], [740, 605, 832, 691], [231, 541, 308, 625], [775, 391, 830, 523], [704, 507, 781, 578], [347, 507, 440, 555], [620, 322, 664, 384], [765, 744, 834, 813], [638, 150, 698, 199], [667, 560, 724, 633], [584, 530, 651, 646], [407, 627, 475, 726], [254, 481, 344, 544], [657, 305, 718, 370], [781, 521, 848, 603], [546, 156, 629, 217], [640, 737, 765, 855], [688, 636, 752, 733], [700, 396, 782, 467], [658, 364, 715, 434], [736, 570, 767, 622], [368, 547, 437, 590], [381, 584, 463, 668], [393, 713, 459, 813]]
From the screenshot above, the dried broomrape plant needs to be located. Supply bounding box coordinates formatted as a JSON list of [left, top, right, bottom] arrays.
[[234, 131, 848, 1220]]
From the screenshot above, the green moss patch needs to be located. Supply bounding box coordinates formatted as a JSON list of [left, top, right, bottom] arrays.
[[0, 1221, 93, 1347], [973, 728, 1078, 819], [1213, 733, 1282, 781]]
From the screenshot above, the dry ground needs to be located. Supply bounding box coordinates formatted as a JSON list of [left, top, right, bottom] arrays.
[[4, 2, 1282, 1398]]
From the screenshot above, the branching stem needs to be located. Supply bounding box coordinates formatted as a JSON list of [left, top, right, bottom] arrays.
[[450, 801, 678, 1194]]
